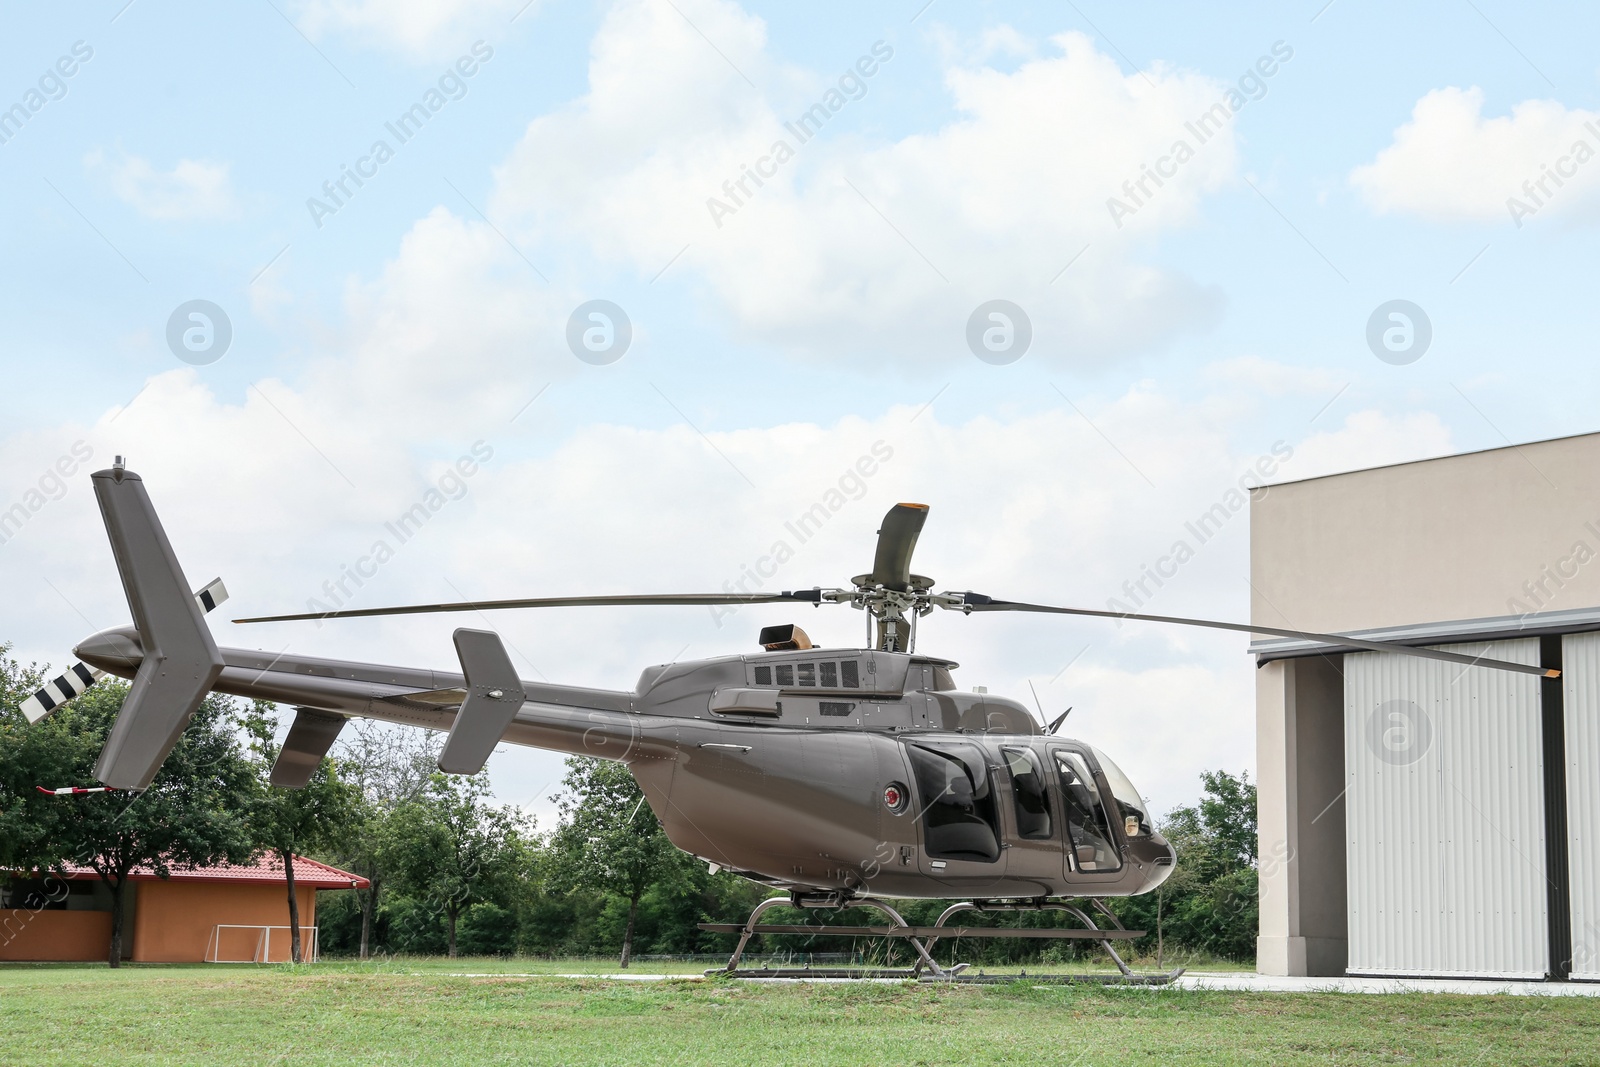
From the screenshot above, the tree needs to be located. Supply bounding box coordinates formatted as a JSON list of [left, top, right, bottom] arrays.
[[3, 680, 258, 967], [1113, 769, 1259, 963], [244, 702, 364, 963], [546, 758, 693, 968], [331, 721, 440, 959], [0, 645, 48, 873], [383, 772, 529, 958]]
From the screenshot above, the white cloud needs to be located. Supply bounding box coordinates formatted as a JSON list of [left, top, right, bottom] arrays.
[[86, 151, 236, 221], [490, 0, 1242, 365], [1272, 408, 1454, 484], [1350, 87, 1600, 226], [293, 0, 530, 61]]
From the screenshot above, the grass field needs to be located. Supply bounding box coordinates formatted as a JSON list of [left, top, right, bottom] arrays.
[[2, 959, 1596, 1066]]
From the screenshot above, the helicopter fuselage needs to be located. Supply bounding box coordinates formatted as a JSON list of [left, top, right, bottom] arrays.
[[75, 628, 1175, 901]]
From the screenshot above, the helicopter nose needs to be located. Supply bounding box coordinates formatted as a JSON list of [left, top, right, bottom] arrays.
[[74, 625, 144, 673], [1132, 832, 1177, 893]]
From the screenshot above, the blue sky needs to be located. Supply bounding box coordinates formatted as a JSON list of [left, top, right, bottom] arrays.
[[3, 0, 1597, 819]]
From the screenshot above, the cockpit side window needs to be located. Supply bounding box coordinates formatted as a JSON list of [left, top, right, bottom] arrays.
[[1002, 747, 1052, 840], [1055, 751, 1122, 872], [908, 744, 1001, 862]]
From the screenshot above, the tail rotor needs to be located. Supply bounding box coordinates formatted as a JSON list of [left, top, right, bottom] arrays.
[[20, 578, 228, 726]]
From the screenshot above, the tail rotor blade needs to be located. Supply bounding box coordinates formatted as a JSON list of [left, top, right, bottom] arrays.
[[19, 663, 103, 725], [21, 579, 231, 726]]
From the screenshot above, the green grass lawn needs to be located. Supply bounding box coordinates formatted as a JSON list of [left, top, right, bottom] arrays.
[[327, 950, 1255, 977], [1, 960, 1595, 1066]]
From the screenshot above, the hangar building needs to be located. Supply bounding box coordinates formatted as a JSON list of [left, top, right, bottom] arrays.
[[1253, 430, 1600, 981]]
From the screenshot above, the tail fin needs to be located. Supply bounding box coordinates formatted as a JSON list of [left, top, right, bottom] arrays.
[[91, 462, 224, 789]]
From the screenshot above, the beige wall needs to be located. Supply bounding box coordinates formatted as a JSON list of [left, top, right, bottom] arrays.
[[1252, 433, 1600, 976], [1251, 433, 1600, 634]]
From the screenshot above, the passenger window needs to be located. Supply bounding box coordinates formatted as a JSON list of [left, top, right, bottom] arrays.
[[1002, 747, 1052, 840], [907, 744, 1001, 862], [1055, 751, 1121, 872], [820, 662, 838, 687]]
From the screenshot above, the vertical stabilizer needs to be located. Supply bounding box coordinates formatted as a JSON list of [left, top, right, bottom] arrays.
[[91, 463, 224, 788]]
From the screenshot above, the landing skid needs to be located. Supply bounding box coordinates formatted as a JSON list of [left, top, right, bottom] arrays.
[[700, 895, 1185, 986]]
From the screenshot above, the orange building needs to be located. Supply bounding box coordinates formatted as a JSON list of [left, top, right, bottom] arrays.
[[0, 855, 366, 963]]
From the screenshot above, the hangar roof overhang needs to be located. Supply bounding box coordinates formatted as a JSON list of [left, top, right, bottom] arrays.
[[1250, 605, 1600, 665]]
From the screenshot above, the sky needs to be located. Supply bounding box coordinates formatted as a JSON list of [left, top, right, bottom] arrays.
[[2, 0, 1597, 825]]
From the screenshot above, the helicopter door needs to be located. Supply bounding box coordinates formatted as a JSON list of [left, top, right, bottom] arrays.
[[905, 742, 1007, 884], [997, 745, 1061, 886], [1052, 749, 1123, 876]]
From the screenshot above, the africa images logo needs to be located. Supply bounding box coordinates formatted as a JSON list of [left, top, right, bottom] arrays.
[[1366, 699, 1433, 766]]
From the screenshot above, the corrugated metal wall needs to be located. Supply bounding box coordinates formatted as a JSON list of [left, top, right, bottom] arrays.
[[1564, 633, 1600, 981], [1345, 640, 1549, 978]]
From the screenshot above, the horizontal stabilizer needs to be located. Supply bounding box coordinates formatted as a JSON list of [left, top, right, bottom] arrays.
[[438, 629, 526, 775], [270, 707, 347, 789]]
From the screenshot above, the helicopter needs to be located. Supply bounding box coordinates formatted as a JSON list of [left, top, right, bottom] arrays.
[[21, 460, 1555, 981]]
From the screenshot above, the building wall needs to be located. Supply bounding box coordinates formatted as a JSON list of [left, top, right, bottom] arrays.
[[1251, 433, 1600, 634], [1252, 434, 1600, 976], [0, 910, 112, 962], [131, 882, 319, 963]]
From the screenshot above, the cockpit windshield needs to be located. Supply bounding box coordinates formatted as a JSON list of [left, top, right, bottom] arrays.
[[1090, 747, 1153, 837]]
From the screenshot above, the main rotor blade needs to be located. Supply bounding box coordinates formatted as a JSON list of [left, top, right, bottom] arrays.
[[867, 503, 929, 591], [235, 590, 826, 624], [948, 594, 1558, 678]]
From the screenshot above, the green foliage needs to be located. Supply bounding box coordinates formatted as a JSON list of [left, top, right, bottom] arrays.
[[0, 645, 57, 872], [381, 772, 530, 957], [1113, 769, 1259, 963], [457, 901, 518, 956], [544, 757, 696, 966]]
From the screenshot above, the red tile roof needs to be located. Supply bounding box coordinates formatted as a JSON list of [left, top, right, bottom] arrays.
[[50, 854, 368, 889]]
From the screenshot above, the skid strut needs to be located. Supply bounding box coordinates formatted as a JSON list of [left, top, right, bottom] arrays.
[[708, 895, 950, 978], [911, 898, 1184, 985], [700, 895, 1182, 984]]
